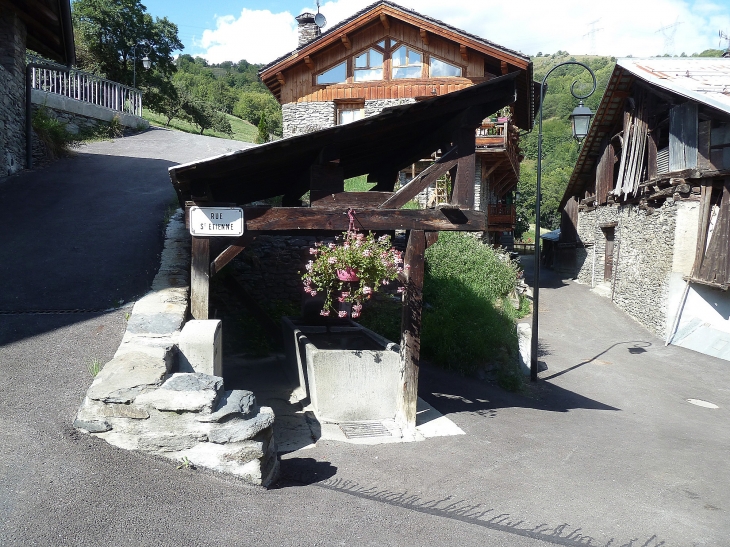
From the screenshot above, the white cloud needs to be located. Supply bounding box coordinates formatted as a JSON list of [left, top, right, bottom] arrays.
[[194, 0, 730, 64]]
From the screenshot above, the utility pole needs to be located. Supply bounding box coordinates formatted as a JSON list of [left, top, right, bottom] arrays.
[[656, 20, 682, 56], [583, 19, 603, 55]]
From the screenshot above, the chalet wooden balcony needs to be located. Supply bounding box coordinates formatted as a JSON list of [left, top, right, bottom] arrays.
[[487, 203, 516, 230], [475, 120, 522, 199]]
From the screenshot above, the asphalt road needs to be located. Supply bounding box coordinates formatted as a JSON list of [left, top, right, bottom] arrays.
[[1, 129, 728, 546]]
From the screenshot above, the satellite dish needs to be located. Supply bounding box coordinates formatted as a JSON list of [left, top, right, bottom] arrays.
[[315, 12, 326, 28]]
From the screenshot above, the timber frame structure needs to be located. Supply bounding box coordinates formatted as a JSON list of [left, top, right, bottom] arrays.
[[169, 74, 520, 430]]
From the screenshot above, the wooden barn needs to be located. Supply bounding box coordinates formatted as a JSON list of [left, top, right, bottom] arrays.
[[559, 57, 730, 360], [258, 0, 537, 243]]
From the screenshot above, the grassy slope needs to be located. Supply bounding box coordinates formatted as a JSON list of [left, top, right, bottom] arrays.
[[143, 110, 258, 143]]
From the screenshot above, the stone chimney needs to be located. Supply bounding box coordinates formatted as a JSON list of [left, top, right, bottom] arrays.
[[296, 12, 320, 47]]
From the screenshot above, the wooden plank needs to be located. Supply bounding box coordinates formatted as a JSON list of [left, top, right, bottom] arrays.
[[397, 230, 426, 430], [310, 191, 393, 208], [451, 127, 476, 208], [191, 237, 210, 320], [698, 120, 712, 170], [425, 231, 439, 248], [210, 234, 256, 276], [242, 206, 487, 231], [646, 183, 690, 200], [379, 148, 459, 209], [310, 164, 344, 193]]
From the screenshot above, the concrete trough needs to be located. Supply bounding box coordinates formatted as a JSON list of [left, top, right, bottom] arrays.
[[282, 317, 400, 422]]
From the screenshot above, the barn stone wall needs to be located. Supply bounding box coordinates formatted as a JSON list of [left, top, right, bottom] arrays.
[[0, 7, 26, 178], [576, 200, 678, 337]]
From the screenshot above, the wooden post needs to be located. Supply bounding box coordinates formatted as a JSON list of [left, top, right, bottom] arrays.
[[191, 237, 210, 320], [397, 230, 426, 431], [451, 127, 476, 208]]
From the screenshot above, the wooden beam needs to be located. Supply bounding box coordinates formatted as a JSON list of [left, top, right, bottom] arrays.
[[304, 56, 314, 70], [425, 231, 439, 248], [419, 29, 429, 45], [647, 183, 690, 200], [501, 61, 508, 75], [379, 147, 458, 209], [482, 159, 504, 180], [191, 237, 210, 320], [397, 230, 426, 431], [210, 234, 256, 276], [341, 34, 351, 49], [380, 13, 390, 30], [311, 191, 393, 209], [241, 206, 487, 232], [276, 71, 285, 85], [451, 128, 476, 208], [460, 45, 469, 62]]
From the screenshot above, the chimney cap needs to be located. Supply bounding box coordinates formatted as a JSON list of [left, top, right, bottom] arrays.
[[296, 12, 316, 24]]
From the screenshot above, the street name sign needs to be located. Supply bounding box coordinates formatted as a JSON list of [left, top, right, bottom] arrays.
[[189, 206, 244, 237]]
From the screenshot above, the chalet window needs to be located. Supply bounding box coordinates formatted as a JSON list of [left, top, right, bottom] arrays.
[[337, 102, 365, 125], [392, 45, 422, 79], [317, 62, 346, 85], [430, 57, 462, 78], [354, 49, 384, 82]]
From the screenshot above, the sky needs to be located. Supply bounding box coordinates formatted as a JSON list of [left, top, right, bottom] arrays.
[[140, 0, 730, 64]]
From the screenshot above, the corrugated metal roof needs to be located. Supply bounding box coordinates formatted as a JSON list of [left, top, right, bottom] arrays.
[[618, 58, 730, 115]]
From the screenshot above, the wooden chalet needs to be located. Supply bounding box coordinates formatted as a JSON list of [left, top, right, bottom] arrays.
[[559, 57, 730, 360], [258, 0, 536, 242], [169, 74, 521, 430]]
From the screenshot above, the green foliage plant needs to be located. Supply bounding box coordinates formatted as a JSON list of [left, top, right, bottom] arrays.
[[421, 232, 523, 389], [255, 113, 269, 144], [32, 106, 77, 157], [88, 358, 103, 377], [303, 229, 404, 318]]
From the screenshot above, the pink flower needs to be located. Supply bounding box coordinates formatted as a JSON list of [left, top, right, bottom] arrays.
[[382, 280, 389, 286], [338, 310, 348, 318], [305, 261, 313, 271], [309, 248, 317, 255], [341, 292, 349, 298], [352, 311, 361, 318], [353, 304, 362, 312], [397, 286, 406, 294], [363, 286, 373, 295], [329, 243, 336, 249], [310, 291, 317, 296], [404, 264, 410, 270], [320, 309, 330, 316], [356, 233, 365, 240], [363, 249, 371, 257], [328, 257, 337, 264]]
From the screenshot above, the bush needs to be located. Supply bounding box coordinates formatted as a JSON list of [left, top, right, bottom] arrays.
[[421, 233, 523, 388], [32, 107, 77, 157]]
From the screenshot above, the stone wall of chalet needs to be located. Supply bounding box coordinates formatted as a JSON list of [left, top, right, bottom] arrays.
[[576, 200, 677, 337], [0, 8, 26, 178]]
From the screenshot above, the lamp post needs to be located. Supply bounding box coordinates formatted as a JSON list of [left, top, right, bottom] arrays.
[[530, 61, 596, 382], [131, 42, 152, 88]]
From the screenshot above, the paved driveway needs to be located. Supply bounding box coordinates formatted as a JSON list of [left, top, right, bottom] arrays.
[[1, 131, 728, 546]]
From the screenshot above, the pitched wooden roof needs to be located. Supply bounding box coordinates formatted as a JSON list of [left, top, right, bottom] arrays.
[[4, 0, 75, 65], [169, 73, 519, 206], [258, 1, 535, 130]]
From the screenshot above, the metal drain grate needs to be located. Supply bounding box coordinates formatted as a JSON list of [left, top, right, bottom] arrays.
[[339, 421, 392, 439]]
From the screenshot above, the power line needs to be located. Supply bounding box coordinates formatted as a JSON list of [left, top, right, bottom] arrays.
[[582, 19, 603, 55], [656, 19, 682, 55]]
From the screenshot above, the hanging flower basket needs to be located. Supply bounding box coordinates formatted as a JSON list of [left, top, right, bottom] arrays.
[[336, 267, 360, 282], [302, 210, 403, 319]]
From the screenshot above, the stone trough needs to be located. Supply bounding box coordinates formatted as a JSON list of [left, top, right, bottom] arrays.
[[283, 317, 401, 423]]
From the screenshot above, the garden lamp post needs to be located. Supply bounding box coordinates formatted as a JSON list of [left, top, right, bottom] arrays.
[[131, 42, 151, 88], [531, 61, 596, 381]]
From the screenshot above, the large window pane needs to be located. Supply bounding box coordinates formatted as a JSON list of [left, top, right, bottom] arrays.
[[355, 53, 368, 68], [392, 45, 406, 67], [317, 62, 346, 85], [393, 66, 422, 79], [370, 50, 383, 67], [431, 57, 462, 77], [354, 68, 383, 82], [409, 51, 422, 65]]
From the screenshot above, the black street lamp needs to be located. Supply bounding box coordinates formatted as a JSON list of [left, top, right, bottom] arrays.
[[530, 61, 596, 381], [131, 42, 152, 88]]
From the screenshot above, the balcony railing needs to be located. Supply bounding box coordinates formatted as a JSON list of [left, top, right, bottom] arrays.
[[476, 120, 522, 177], [27, 54, 143, 117]]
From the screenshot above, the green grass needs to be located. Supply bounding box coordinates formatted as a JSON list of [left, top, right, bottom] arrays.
[[88, 358, 103, 377], [344, 175, 376, 192], [142, 110, 258, 143]]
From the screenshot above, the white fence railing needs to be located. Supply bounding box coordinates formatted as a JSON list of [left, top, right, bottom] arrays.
[[27, 55, 143, 117]]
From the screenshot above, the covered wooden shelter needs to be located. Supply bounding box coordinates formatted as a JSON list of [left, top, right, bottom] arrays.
[[169, 73, 520, 430]]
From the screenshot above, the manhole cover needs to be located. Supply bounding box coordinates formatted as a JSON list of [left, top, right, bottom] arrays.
[[339, 421, 392, 439]]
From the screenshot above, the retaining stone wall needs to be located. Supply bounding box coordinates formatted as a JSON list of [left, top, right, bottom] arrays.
[[576, 201, 677, 337], [282, 102, 335, 138], [0, 8, 26, 177], [32, 103, 104, 135]]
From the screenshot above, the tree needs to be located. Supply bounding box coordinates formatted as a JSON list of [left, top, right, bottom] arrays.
[[72, 0, 182, 87], [181, 97, 232, 136], [256, 114, 269, 144]]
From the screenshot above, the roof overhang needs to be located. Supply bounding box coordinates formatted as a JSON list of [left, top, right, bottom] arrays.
[[170, 73, 519, 206], [2, 0, 75, 65]]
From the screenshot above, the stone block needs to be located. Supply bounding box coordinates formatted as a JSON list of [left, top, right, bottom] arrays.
[[135, 373, 223, 413], [197, 389, 256, 423], [517, 322, 531, 376], [86, 351, 170, 404], [208, 406, 275, 443], [178, 320, 222, 376]]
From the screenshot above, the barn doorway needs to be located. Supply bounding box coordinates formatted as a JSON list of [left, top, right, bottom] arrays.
[[602, 226, 615, 282]]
